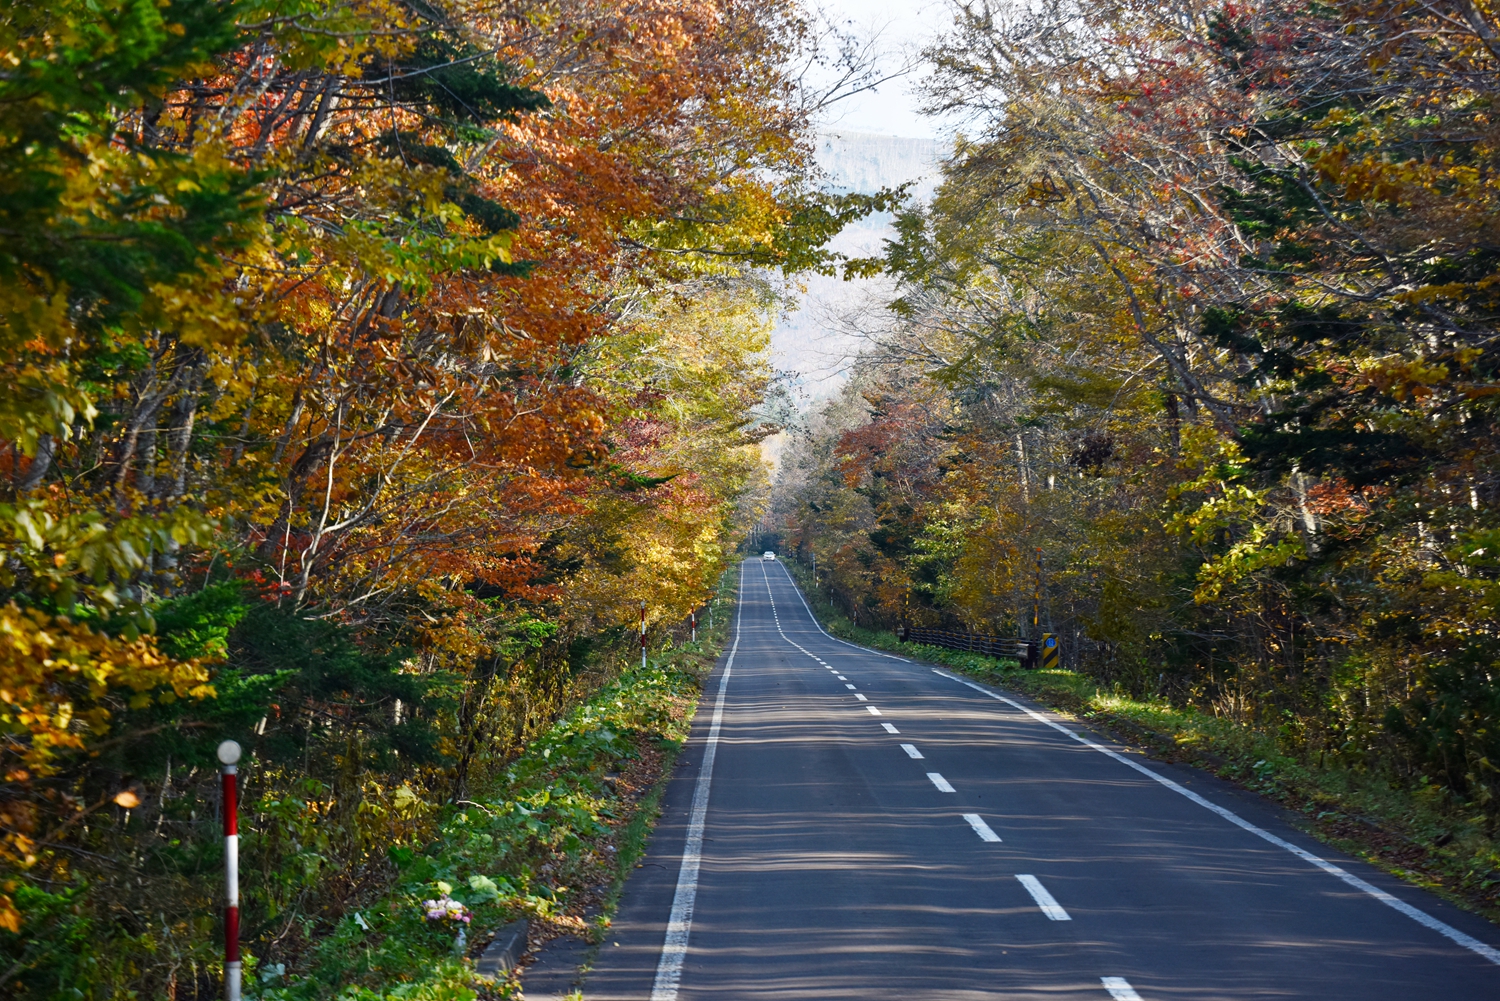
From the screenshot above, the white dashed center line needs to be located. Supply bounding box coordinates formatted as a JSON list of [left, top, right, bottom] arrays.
[[845, 683, 856, 689], [881, 722, 899, 733], [854, 693, 868, 701], [1100, 977, 1142, 1000], [900, 743, 923, 759], [866, 706, 882, 715], [926, 772, 955, 793], [1016, 875, 1070, 920], [837, 675, 847, 680], [962, 813, 1001, 842]]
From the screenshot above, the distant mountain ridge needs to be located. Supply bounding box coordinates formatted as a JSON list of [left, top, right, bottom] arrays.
[[816, 130, 942, 202]]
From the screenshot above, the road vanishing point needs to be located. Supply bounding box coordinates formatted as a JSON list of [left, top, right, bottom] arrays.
[[581, 559, 1500, 1000]]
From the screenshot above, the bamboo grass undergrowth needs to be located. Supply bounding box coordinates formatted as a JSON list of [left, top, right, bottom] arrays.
[[249, 574, 738, 1000]]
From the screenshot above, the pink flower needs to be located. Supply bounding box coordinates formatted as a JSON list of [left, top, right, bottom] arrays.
[[421, 896, 471, 924]]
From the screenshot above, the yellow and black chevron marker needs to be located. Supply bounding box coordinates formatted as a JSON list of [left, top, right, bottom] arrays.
[[1041, 633, 1059, 670]]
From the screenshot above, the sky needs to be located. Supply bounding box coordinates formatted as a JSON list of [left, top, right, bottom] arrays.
[[811, 0, 951, 140]]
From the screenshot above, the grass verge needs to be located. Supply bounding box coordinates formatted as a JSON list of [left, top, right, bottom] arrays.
[[249, 577, 737, 1000], [782, 560, 1500, 927]]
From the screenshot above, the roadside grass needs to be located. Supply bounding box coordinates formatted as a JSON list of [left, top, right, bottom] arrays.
[[249, 575, 736, 1000], [782, 562, 1500, 926]]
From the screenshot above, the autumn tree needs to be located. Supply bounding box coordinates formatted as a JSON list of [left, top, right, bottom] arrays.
[[0, 0, 890, 993], [781, 0, 1500, 831]]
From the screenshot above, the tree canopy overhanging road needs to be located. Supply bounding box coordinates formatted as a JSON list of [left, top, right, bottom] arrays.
[[8, 0, 1500, 995], [586, 560, 1500, 1000]]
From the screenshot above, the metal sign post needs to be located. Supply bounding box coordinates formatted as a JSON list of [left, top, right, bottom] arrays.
[[1033, 548, 1043, 638], [218, 739, 242, 1001]]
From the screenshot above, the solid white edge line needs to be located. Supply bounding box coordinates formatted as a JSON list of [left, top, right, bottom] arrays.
[[900, 743, 924, 759], [1100, 977, 1143, 1000], [649, 563, 744, 1001], [963, 813, 1002, 842], [930, 667, 1500, 967], [774, 561, 909, 661], [1016, 874, 1071, 921], [927, 771, 956, 793]]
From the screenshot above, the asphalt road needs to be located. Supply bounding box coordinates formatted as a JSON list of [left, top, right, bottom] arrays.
[[581, 558, 1500, 1000]]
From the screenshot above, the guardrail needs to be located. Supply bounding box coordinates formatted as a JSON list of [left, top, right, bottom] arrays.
[[899, 626, 1034, 664]]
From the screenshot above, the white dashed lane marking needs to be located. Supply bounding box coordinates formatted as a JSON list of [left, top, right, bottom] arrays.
[[765, 577, 1092, 949], [1016, 875, 1070, 920], [962, 813, 1001, 842], [1100, 977, 1142, 1000]]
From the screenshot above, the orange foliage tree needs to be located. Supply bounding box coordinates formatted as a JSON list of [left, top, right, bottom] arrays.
[[0, 0, 894, 991]]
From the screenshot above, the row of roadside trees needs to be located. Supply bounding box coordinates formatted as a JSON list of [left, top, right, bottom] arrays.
[[778, 0, 1500, 855], [0, 0, 896, 994]]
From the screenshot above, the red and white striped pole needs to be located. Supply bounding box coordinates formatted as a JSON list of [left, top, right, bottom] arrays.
[[218, 739, 242, 1001], [640, 600, 647, 669], [690, 608, 697, 644]]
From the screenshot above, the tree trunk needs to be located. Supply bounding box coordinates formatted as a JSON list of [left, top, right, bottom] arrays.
[[16, 434, 55, 492]]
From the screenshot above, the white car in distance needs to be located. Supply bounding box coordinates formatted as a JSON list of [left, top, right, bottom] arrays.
[[763, 551, 776, 561]]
